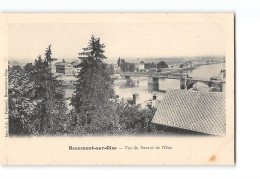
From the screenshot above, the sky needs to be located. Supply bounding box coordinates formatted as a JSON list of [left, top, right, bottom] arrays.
[[8, 22, 225, 63]]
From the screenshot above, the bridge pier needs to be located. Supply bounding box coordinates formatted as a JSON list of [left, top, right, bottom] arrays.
[[180, 77, 188, 90], [220, 82, 226, 92], [148, 77, 159, 84], [148, 82, 159, 91], [125, 75, 131, 80]]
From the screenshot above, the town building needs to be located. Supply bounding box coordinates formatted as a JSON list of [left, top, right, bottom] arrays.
[[50, 63, 56, 73], [168, 64, 181, 69], [55, 59, 74, 76], [136, 61, 145, 71], [220, 69, 226, 80], [112, 64, 121, 72], [151, 94, 160, 108], [152, 90, 226, 136]]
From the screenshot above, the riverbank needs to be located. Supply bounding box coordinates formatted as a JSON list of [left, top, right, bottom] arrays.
[[165, 62, 224, 74], [113, 76, 147, 84]]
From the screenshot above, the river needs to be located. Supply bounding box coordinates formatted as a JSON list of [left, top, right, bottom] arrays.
[[114, 63, 225, 103], [186, 63, 225, 81], [64, 63, 225, 110]]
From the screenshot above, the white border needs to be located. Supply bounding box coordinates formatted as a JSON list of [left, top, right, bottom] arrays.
[[1, 0, 260, 178]]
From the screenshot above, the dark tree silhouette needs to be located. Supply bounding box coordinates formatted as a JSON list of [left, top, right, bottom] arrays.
[[157, 61, 168, 69], [9, 45, 67, 136], [71, 35, 115, 130]]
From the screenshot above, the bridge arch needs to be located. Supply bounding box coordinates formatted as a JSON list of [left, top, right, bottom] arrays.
[[186, 80, 213, 91], [187, 82, 196, 90]]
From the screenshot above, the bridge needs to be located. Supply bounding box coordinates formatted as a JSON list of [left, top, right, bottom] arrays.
[[180, 77, 226, 92], [61, 71, 225, 92], [122, 72, 188, 80], [121, 72, 225, 92]]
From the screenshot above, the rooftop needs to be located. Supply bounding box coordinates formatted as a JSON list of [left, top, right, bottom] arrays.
[[152, 90, 226, 136]]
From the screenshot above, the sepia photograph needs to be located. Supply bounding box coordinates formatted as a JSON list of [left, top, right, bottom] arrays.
[[2, 0, 260, 178], [8, 19, 226, 137], [0, 13, 234, 165]]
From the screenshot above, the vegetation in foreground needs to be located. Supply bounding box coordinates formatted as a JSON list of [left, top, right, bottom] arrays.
[[8, 36, 163, 136]]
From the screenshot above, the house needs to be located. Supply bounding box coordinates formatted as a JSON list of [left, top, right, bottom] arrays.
[[55, 59, 74, 76], [50, 63, 56, 73], [136, 61, 145, 71], [169, 64, 180, 69], [150, 94, 160, 108], [111, 64, 121, 72], [152, 90, 226, 136]]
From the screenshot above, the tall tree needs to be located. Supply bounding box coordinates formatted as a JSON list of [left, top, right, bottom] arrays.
[[45, 44, 57, 72], [45, 44, 53, 65], [117, 57, 121, 67], [9, 51, 67, 136], [108, 64, 115, 75], [71, 35, 115, 130], [29, 54, 66, 135], [9, 45, 67, 136]]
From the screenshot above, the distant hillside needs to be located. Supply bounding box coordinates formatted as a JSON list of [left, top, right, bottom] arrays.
[[143, 58, 186, 65], [143, 56, 225, 65], [9, 56, 225, 66], [9, 60, 29, 67]]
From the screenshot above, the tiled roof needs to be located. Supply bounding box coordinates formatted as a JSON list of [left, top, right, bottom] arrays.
[[152, 90, 226, 136]]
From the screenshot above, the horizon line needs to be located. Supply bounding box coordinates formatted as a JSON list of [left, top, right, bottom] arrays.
[[9, 55, 226, 61]]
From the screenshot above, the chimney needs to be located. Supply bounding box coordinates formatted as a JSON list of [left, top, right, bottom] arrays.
[[220, 70, 226, 80], [153, 94, 157, 100], [133, 93, 139, 105]]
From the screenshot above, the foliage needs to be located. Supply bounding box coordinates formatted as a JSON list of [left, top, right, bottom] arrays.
[[107, 64, 115, 75], [117, 57, 136, 72], [27, 55, 67, 135], [71, 35, 115, 131], [115, 103, 160, 135], [145, 61, 168, 69], [144, 62, 157, 69], [69, 36, 161, 135], [117, 57, 121, 67], [67, 101, 161, 136], [157, 61, 168, 69], [8, 37, 163, 136], [8, 65, 35, 135], [9, 45, 67, 136]]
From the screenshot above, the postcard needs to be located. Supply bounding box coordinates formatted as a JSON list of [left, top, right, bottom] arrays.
[[0, 13, 234, 165]]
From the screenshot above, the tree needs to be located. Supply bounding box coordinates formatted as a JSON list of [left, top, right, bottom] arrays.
[[71, 35, 115, 132], [45, 45, 52, 64], [145, 62, 156, 69], [9, 45, 67, 136], [119, 59, 136, 72], [115, 103, 161, 134], [108, 64, 115, 75], [28, 54, 67, 135], [8, 65, 35, 135], [157, 61, 168, 69], [129, 63, 135, 72], [45, 44, 57, 72], [117, 57, 121, 67]]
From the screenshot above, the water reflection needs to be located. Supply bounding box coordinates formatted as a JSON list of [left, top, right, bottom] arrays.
[[148, 83, 159, 91], [114, 77, 180, 103], [187, 63, 225, 80], [113, 63, 225, 104], [63, 63, 225, 109]]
